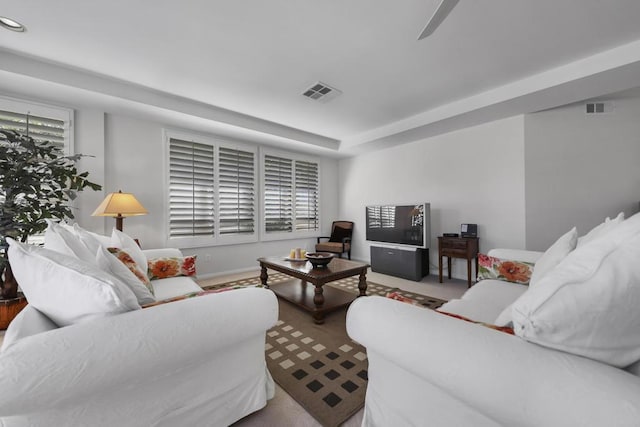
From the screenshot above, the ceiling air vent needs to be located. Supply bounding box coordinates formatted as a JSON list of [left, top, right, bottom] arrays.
[[302, 82, 342, 103], [585, 102, 614, 114]]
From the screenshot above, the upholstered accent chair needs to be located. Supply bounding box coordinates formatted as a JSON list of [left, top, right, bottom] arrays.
[[316, 221, 354, 259]]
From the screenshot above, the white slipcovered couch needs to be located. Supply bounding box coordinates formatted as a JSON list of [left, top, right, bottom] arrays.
[[347, 212, 640, 426], [0, 224, 278, 426]]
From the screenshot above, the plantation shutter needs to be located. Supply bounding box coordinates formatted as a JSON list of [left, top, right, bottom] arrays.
[[169, 138, 215, 238], [0, 110, 66, 150], [264, 155, 293, 232], [295, 160, 319, 231], [0, 105, 70, 246], [218, 147, 255, 234]]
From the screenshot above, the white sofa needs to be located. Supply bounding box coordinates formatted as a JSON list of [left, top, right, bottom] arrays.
[[347, 214, 640, 426], [0, 238, 278, 426]]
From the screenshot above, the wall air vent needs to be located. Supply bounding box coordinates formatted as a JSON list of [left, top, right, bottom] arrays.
[[302, 82, 342, 103], [585, 102, 614, 114]]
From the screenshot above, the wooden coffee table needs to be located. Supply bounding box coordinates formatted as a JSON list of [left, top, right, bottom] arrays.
[[258, 256, 370, 324]]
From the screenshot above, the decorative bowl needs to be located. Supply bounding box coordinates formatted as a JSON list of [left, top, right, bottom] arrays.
[[305, 252, 334, 268]]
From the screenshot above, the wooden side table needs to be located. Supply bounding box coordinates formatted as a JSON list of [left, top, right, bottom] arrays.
[[0, 293, 27, 330], [438, 236, 479, 288]]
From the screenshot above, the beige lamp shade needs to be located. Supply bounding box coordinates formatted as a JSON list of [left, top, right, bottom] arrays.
[[92, 190, 148, 231]]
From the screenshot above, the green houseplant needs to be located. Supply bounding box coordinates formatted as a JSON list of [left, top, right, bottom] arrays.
[[0, 129, 101, 299]]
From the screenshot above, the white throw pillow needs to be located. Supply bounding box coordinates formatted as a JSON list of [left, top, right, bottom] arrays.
[[95, 246, 155, 305], [111, 228, 147, 277], [512, 211, 640, 367], [493, 303, 513, 327], [577, 212, 625, 247], [58, 222, 112, 248], [43, 220, 96, 265], [529, 227, 578, 286], [7, 238, 140, 327], [74, 223, 106, 255]]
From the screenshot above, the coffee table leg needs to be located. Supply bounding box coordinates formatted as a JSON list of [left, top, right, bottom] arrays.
[[313, 284, 325, 324], [260, 264, 269, 289], [358, 269, 367, 296]]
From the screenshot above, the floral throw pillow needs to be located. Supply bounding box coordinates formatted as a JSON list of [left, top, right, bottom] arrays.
[[148, 256, 197, 280], [477, 253, 534, 285], [107, 247, 155, 296]]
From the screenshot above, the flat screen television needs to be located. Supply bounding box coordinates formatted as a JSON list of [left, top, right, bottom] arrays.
[[365, 203, 431, 249]]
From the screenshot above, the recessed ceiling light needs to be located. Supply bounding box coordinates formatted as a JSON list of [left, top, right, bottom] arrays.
[[0, 16, 26, 32]]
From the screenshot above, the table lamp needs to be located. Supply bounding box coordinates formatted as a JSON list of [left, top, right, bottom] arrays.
[[92, 190, 148, 231]]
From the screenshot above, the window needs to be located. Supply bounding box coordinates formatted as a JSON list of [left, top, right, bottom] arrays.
[[0, 96, 73, 154], [168, 139, 215, 238], [264, 155, 293, 233], [262, 150, 320, 238], [0, 97, 73, 245], [166, 132, 257, 247], [295, 160, 319, 231], [218, 147, 255, 235]]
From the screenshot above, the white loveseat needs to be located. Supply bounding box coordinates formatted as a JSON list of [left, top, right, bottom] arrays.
[[0, 227, 278, 426], [347, 213, 640, 426]]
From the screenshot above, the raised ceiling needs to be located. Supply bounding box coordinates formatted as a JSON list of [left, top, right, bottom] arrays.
[[2, 0, 640, 156]]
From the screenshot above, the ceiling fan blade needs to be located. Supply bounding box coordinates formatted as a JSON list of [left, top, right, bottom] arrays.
[[417, 0, 460, 40]]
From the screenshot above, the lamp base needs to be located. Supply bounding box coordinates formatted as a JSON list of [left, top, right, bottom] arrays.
[[115, 216, 123, 232]]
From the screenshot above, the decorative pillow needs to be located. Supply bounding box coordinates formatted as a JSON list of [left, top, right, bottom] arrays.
[[6, 238, 140, 327], [43, 220, 96, 265], [329, 226, 351, 243], [477, 253, 534, 285], [111, 228, 147, 277], [99, 247, 155, 304], [529, 227, 577, 286], [148, 256, 197, 280], [493, 303, 513, 327], [512, 211, 640, 367], [73, 223, 112, 252], [577, 212, 624, 247]]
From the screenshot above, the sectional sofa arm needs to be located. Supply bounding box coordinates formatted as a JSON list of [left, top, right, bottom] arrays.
[[142, 247, 184, 259], [347, 296, 640, 426], [486, 248, 543, 263], [0, 287, 278, 416]]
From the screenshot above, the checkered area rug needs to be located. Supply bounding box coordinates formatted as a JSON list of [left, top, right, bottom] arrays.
[[198, 273, 446, 427]]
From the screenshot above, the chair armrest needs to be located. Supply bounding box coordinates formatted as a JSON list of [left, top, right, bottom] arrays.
[[0, 287, 278, 416], [316, 236, 331, 244], [347, 296, 640, 426]]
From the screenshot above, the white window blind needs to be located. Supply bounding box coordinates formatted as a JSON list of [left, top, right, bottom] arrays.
[[264, 155, 293, 233], [295, 160, 319, 231], [168, 138, 215, 238], [0, 110, 66, 150], [263, 152, 319, 236], [0, 99, 73, 246], [218, 147, 255, 235]]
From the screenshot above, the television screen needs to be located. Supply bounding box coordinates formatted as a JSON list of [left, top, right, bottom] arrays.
[[365, 203, 430, 248]]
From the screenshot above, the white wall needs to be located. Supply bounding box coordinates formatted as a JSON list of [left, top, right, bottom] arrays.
[[524, 95, 640, 250], [338, 116, 527, 280], [74, 109, 106, 233], [101, 113, 339, 277], [0, 86, 340, 278]]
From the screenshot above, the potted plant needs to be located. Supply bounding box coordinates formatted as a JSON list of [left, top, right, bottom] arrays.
[[0, 129, 101, 300]]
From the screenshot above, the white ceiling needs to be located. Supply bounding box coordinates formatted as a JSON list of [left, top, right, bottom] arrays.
[[2, 0, 640, 156]]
